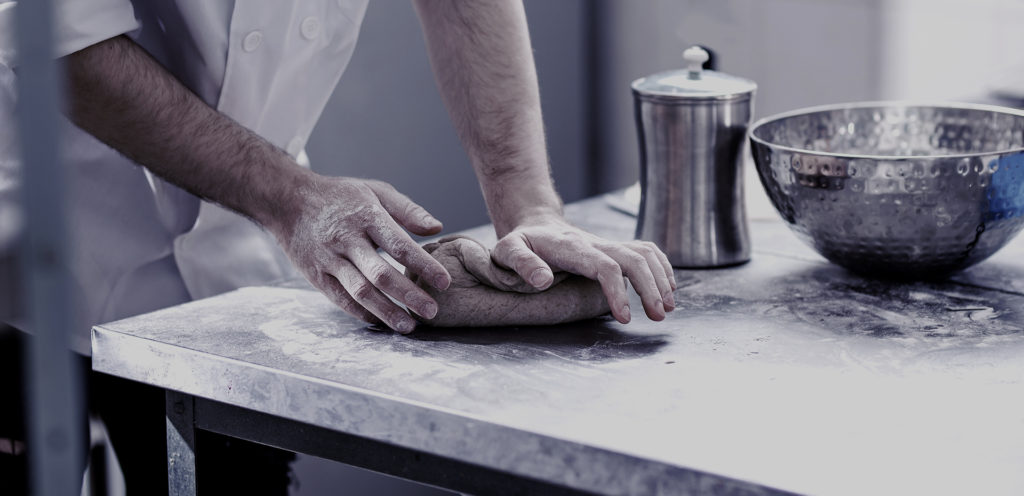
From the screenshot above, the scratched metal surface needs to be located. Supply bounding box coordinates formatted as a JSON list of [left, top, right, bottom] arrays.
[[92, 196, 1024, 496]]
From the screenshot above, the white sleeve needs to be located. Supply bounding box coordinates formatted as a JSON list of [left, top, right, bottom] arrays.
[[0, 0, 140, 67]]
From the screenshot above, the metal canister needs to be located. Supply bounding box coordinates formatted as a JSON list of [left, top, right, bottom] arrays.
[[632, 46, 757, 268]]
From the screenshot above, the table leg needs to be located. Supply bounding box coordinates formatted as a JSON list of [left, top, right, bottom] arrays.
[[166, 391, 196, 496]]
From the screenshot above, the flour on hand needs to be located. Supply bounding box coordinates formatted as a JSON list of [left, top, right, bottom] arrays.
[[408, 235, 610, 327]]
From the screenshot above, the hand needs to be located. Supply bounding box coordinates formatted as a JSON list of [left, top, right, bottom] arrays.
[[272, 175, 452, 333], [491, 215, 676, 324]]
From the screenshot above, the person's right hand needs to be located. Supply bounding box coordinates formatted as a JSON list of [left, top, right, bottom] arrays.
[[271, 174, 452, 333]]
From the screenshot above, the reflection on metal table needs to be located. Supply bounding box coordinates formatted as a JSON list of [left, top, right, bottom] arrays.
[[91, 196, 1024, 496]]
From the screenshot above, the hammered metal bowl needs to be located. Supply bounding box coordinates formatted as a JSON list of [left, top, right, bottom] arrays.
[[749, 102, 1024, 278]]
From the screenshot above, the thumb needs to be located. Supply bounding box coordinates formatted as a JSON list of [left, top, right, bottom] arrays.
[[492, 234, 554, 290], [365, 181, 442, 236]]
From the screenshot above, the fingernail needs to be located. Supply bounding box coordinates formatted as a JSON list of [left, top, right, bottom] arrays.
[[530, 268, 552, 288], [397, 319, 416, 334], [421, 213, 440, 226], [433, 275, 449, 290], [406, 292, 438, 319], [663, 290, 675, 310], [621, 304, 631, 323], [422, 301, 438, 319]]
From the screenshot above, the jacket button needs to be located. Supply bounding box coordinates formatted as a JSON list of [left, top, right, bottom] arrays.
[[300, 17, 320, 40], [242, 31, 263, 52]]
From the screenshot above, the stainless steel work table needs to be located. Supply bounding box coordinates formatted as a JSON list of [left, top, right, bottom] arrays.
[[91, 196, 1024, 496]]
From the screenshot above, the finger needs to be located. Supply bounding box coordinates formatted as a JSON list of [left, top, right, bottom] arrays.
[[586, 251, 631, 324], [541, 242, 631, 324], [364, 217, 451, 290], [332, 259, 420, 334], [348, 241, 439, 319], [316, 273, 381, 325], [492, 234, 554, 290], [651, 243, 677, 290], [605, 244, 666, 321], [365, 181, 443, 236], [631, 241, 675, 311]]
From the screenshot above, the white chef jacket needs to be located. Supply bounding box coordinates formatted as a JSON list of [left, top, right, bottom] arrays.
[[0, 0, 369, 354]]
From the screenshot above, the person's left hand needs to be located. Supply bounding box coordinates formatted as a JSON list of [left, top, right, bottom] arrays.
[[491, 214, 676, 324]]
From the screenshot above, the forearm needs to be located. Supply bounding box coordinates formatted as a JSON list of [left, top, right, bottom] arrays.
[[63, 35, 310, 238], [63, 36, 456, 332], [413, 0, 562, 236]]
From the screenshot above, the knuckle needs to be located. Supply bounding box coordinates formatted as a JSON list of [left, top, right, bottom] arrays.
[[310, 271, 332, 288], [321, 286, 360, 314], [372, 180, 396, 193], [340, 180, 373, 199], [511, 246, 535, 264], [514, 258, 540, 275], [561, 239, 585, 254], [362, 205, 387, 225], [319, 284, 344, 306], [596, 259, 622, 278], [335, 298, 361, 316], [340, 205, 377, 232], [350, 281, 375, 301], [328, 231, 360, 252], [397, 199, 417, 217], [368, 264, 393, 286], [387, 239, 412, 261], [494, 236, 515, 250], [633, 243, 656, 258], [355, 313, 377, 325], [624, 252, 647, 268], [333, 179, 357, 194], [402, 203, 420, 220], [388, 310, 409, 325], [495, 235, 525, 253]]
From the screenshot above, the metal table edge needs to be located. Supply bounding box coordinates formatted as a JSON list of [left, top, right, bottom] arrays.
[[90, 324, 793, 496]]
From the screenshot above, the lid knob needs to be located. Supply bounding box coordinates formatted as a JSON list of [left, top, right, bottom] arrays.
[[683, 46, 709, 80]]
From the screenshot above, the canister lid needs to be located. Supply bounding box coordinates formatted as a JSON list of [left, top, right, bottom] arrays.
[[631, 46, 757, 102]]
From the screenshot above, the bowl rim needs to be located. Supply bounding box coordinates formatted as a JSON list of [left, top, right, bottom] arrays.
[[748, 100, 1024, 161]]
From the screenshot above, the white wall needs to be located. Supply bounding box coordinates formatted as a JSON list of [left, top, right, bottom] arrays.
[[879, 0, 1024, 101]]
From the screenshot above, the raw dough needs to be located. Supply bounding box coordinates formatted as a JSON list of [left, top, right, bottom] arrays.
[[408, 235, 610, 327]]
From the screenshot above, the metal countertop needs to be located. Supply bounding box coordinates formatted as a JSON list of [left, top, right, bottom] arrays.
[[92, 196, 1024, 496]]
